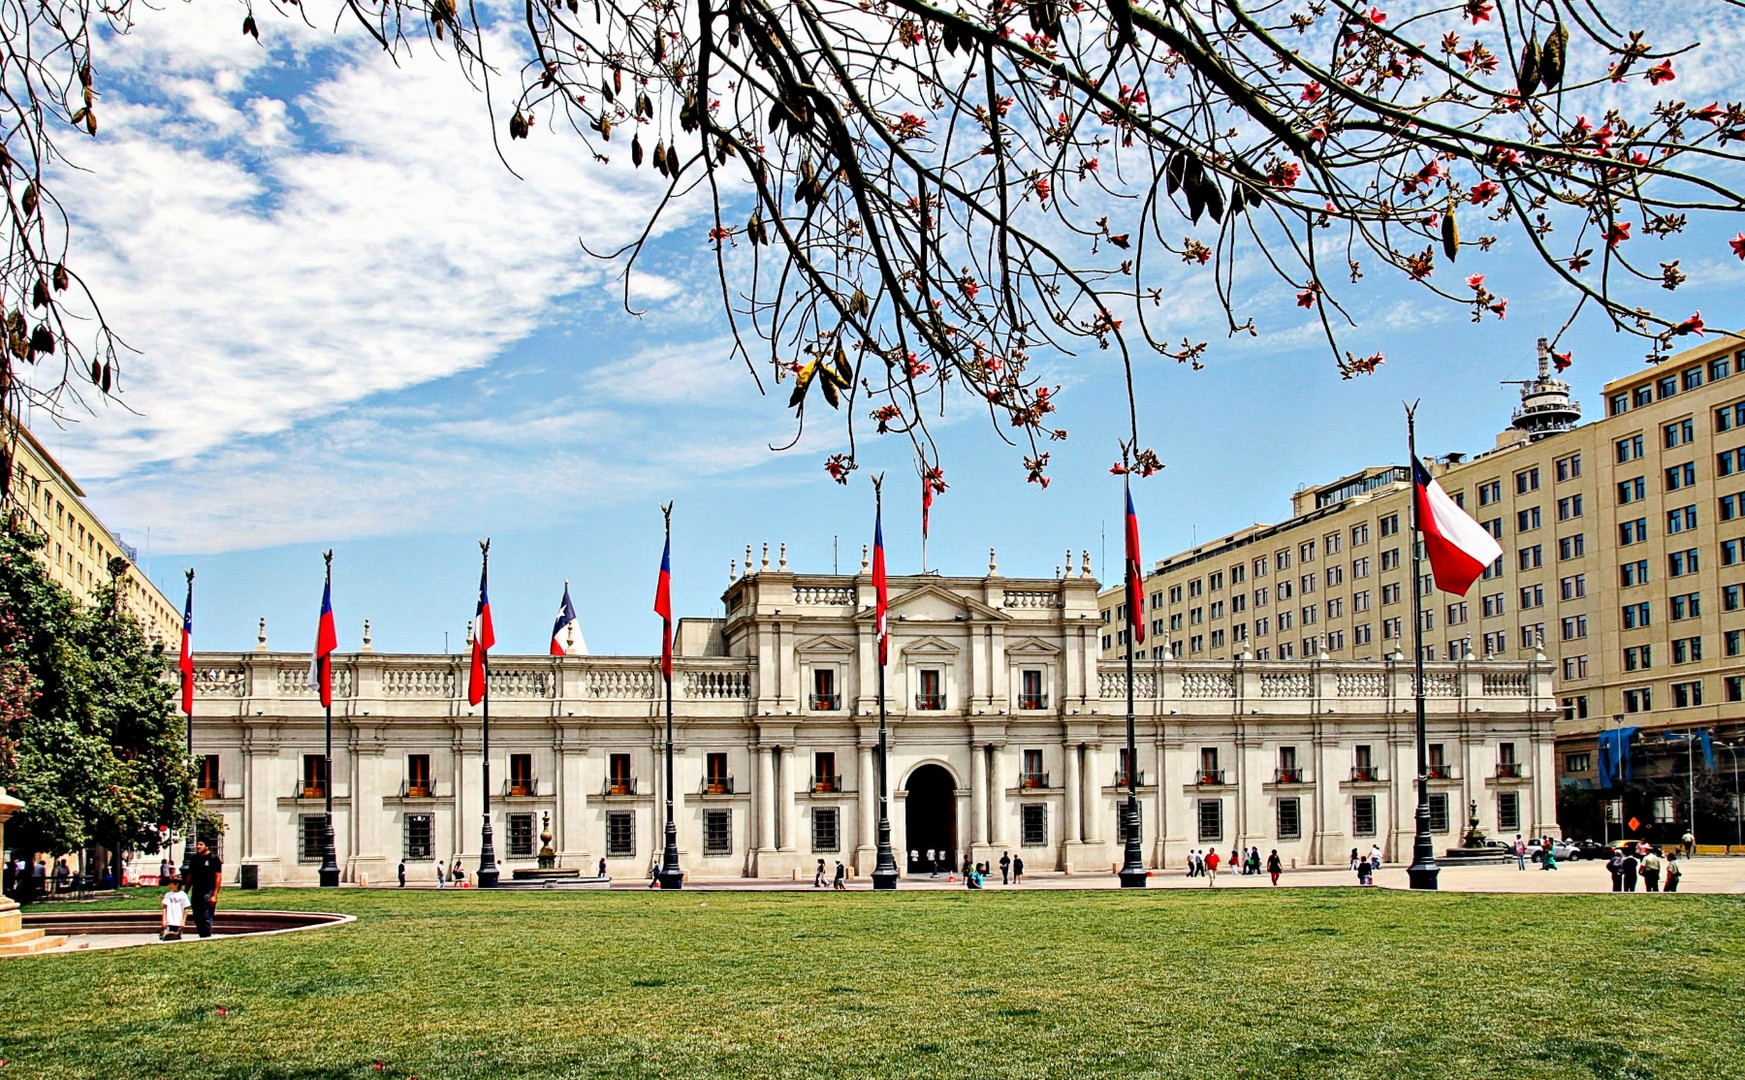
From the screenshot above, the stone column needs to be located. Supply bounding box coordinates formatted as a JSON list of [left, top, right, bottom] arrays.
[[756, 743, 776, 864], [1062, 740, 1082, 870], [856, 741, 876, 875], [1081, 742, 1102, 845], [776, 745, 793, 851], [988, 745, 1006, 847], [971, 742, 989, 856]]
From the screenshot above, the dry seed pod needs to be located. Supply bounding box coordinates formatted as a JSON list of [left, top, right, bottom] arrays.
[[20, 183, 37, 217], [1203, 180, 1225, 223], [30, 280, 49, 308], [29, 324, 52, 355], [653, 140, 667, 173], [601, 78, 614, 104], [85, 111, 97, 136], [52, 264, 69, 292], [613, 66, 623, 94], [101, 361, 111, 393], [91, 359, 102, 385], [1442, 204, 1460, 260], [508, 112, 529, 139], [600, 115, 612, 140], [654, 35, 666, 63], [1539, 22, 1568, 89], [632, 134, 644, 166], [1517, 33, 1540, 99]]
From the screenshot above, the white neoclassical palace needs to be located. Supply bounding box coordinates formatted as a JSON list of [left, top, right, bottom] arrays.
[[187, 556, 1559, 884]]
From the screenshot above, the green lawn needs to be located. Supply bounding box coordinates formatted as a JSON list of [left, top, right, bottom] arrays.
[[5, 887, 1741, 1079]]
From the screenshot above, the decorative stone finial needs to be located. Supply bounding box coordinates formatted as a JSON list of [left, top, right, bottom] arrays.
[[256, 617, 267, 651], [1464, 646, 1477, 662], [988, 547, 999, 576], [566, 622, 576, 652], [1081, 550, 1092, 577], [761, 542, 770, 572], [779, 542, 788, 572], [745, 544, 753, 575], [466, 619, 475, 646], [730, 559, 737, 582], [861, 544, 869, 573], [362, 620, 373, 652]]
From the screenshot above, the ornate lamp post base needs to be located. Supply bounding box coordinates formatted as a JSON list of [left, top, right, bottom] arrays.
[[477, 816, 501, 889], [658, 821, 683, 889], [318, 815, 340, 888], [1406, 806, 1439, 890], [1118, 798, 1148, 888], [871, 828, 899, 891]]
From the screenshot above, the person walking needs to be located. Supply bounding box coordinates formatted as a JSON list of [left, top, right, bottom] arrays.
[[598, 857, 608, 879], [1607, 849, 1624, 891], [1664, 851, 1683, 892], [1682, 830, 1695, 856], [1349, 848, 1360, 872], [1369, 843, 1384, 869], [1013, 855, 1024, 883], [999, 851, 1011, 885], [1641, 847, 1663, 892], [1514, 835, 1527, 870], [53, 858, 70, 894], [832, 860, 847, 890], [814, 859, 827, 888], [1357, 856, 1372, 885], [1621, 848, 1640, 892], [1266, 849, 1282, 886], [1204, 848, 1220, 886], [397, 859, 407, 888], [436, 862, 446, 889], [186, 840, 222, 939]]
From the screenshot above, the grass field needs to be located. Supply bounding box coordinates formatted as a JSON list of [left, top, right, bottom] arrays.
[[5, 887, 1743, 1079]]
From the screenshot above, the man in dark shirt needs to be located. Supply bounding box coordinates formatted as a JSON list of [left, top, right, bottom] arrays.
[[186, 841, 222, 938]]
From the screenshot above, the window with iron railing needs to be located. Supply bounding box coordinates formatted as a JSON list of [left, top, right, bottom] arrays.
[[1020, 749, 1047, 788], [406, 754, 431, 798], [607, 754, 636, 795], [812, 751, 838, 792], [915, 668, 944, 710], [509, 753, 535, 797], [810, 667, 840, 710], [301, 755, 328, 798], [705, 752, 731, 793], [197, 754, 221, 799], [1019, 669, 1047, 710]]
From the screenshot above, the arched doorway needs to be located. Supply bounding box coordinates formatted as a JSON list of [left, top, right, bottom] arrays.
[[904, 764, 957, 875]]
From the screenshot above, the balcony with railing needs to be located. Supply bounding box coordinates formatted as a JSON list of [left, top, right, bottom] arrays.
[[1350, 766, 1383, 782], [809, 693, 841, 711], [1273, 768, 1305, 785], [1018, 694, 1049, 710], [701, 775, 735, 795], [196, 780, 232, 799], [1427, 764, 1456, 780], [810, 774, 841, 793], [1495, 761, 1524, 779], [1111, 770, 1146, 787], [1018, 771, 1050, 789], [1195, 769, 1226, 786], [398, 780, 437, 799], [602, 777, 639, 796], [503, 777, 543, 798], [291, 780, 328, 800], [914, 693, 945, 711]]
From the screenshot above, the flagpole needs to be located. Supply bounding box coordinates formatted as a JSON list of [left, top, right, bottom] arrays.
[[658, 503, 684, 889], [180, 568, 197, 883], [477, 539, 500, 888], [871, 475, 899, 890], [319, 551, 341, 888], [1119, 448, 1147, 888], [1405, 404, 1440, 891]]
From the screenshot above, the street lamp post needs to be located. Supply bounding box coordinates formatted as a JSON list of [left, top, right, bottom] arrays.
[[1404, 406, 1439, 890], [870, 477, 899, 891]]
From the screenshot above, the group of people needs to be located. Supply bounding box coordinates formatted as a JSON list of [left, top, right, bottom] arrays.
[[1348, 844, 1385, 885], [811, 859, 849, 889], [965, 852, 1024, 888], [156, 840, 222, 940], [1606, 845, 1683, 893], [1184, 847, 1287, 885]]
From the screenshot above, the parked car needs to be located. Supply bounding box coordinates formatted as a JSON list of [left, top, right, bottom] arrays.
[[1524, 839, 1583, 863], [1567, 839, 1611, 861]]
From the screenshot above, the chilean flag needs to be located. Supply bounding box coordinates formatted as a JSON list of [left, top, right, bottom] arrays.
[[178, 575, 195, 717], [873, 506, 889, 665], [1414, 457, 1504, 596], [307, 577, 337, 708], [1125, 487, 1145, 645], [549, 581, 578, 656], [469, 563, 494, 705], [654, 537, 673, 679]]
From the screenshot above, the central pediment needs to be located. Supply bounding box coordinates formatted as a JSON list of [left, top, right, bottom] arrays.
[[855, 582, 1008, 624]]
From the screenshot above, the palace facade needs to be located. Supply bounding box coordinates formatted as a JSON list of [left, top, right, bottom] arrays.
[[189, 559, 1557, 883]]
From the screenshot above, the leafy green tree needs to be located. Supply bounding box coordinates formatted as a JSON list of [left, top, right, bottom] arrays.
[[0, 527, 196, 856]]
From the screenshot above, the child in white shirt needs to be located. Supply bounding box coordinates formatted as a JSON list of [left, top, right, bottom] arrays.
[[161, 879, 191, 940]]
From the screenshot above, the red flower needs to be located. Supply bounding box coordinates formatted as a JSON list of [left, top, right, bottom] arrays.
[[1673, 312, 1706, 337], [1646, 60, 1675, 85], [1110, 462, 1128, 475], [1730, 233, 1745, 260], [1465, 0, 1492, 23], [1367, 6, 1387, 24], [1296, 285, 1319, 308], [1466, 273, 1486, 290], [1553, 351, 1573, 372], [1468, 180, 1501, 205], [1034, 177, 1051, 204], [1488, 298, 1508, 319], [1605, 222, 1632, 247], [1301, 82, 1323, 103], [1690, 103, 1725, 124]]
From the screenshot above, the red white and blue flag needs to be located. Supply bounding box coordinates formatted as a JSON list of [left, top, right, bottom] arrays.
[[1125, 486, 1145, 645], [873, 505, 889, 665], [549, 581, 578, 657], [469, 563, 495, 705], [178, 575, 195, 716], [1413, 457, 1503, 596], [654, 536, 673, 679], [307, 576, 337, 708]]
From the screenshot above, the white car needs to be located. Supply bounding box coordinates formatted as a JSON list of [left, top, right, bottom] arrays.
[[1523, 839, 1581, 862]]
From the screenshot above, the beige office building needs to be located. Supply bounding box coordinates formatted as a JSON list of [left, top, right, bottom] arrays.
[[4, 416, 180, 636], [1100, 337, 1745, 787]]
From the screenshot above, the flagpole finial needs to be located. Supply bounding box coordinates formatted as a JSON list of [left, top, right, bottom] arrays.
[[185, 567, 194, 585], [479, 537, 490, 560], [870, 471, 884, 503], [660, 501, 674, 527]]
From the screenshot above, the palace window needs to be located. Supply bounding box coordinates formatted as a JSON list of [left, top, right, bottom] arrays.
[[606, 812, 635, 857], [509, 754, 534, 796], [507, 813, 535, 858], [811, 667, 840, 710], [1197, 799, 1223, 842], [704, 810, 732, 855], [813, 752, 837, 792], [812, 808, 840, 852], [1497, 792, 1520, 833], [198, 755, 221, 799], [1352, 796, 1377, 837], [407, 754, 431, 797], [403, 814, 434, 860], [1022, 804, 1048, 847], [301, 755, 328, 798], [1429, 794, 1449, 834], [1276, 798, 1301, 840], [706, 752, 731, 793], [299, 816, 326, 862]]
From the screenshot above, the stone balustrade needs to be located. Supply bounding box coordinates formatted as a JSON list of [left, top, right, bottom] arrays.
[[1095, 656, 1552, 715]]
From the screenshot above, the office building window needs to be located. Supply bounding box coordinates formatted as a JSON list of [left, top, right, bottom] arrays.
[[1277, 798, 1302, 840], [1622, 602, 1651, 629], [1519, 584, 1544, 609], [1669, 549, 1699, 577], [812, 808, 840, 852], [1562, 695, 1589, 722], [1518, 545, 1542, 570], [1664, 418, 1696, 448], [1610, 393, 1629, 417], [1560, 615, 1587, 640], [1621, 560, 1650, 587], [1559, 574, 1586, 601], [1620, 518, 1648, 545], [1558, 534, 1585, 560], [1727, 586, 1743, 613], [1667, 506, 1698, 534], [1623, 645, 1652, 672], [1520, 623, 1545, 649], [1354, 623, 1372, 646], [1483, 631, 1506, 655], [1557, 495, 1583, 521], [403, 814, 434, 860], [1352, 522, 1371, 545], [1672, 681, 1704, 709], [1672, 636, 1703, 664], [1616, 434, 1645, 462], [1022, 804, 1048, 847], [1516, 467, 1540, 494], [1618, 477, 1646, 503], [1665, 462, 1698, 491], [1382, 548, 1401, 571], [1720, 449, 1745, 476], [1727, 676, 1744, 703], [704, 809, 732, 855], [1670, 592, 1701, 620], [1717, 400, 1745, 431], [1724, 538, 1742, 566], [1380, 513, 1400, 536], [1723, 494, 1739, 521], [1556, 453, 1582, 481], [1561, 655, 1589, 680], [1517, 507, 1541, 532], [1623, 687, 1652, 713]]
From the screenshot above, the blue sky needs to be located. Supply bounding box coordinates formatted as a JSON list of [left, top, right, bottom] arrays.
[[24, 2, 1745, 655]]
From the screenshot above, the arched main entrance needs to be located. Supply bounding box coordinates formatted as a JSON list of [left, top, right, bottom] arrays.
[[904, 764, 957, 875]]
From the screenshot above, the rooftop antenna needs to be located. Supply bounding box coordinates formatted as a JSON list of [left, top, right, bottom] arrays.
[[1501, 337, 1581, 441]]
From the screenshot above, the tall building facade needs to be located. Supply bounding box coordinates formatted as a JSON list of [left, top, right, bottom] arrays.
[[1099, 337, 1745, 788], [188, 562, 1555, 883], [5, 417, 180, 635]]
